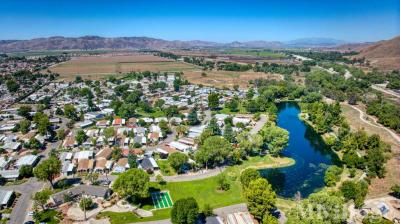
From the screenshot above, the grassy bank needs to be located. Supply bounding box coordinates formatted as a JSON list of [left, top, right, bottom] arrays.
[[100, 155, 295, 223]]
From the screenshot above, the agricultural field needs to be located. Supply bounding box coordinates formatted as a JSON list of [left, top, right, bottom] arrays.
[[183, 70, 283, 89], [223, 49, 287, 58], [49, 54, 199, 81]]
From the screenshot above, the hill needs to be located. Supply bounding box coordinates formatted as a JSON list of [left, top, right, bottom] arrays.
[[0, 36, 351, 53], [356, 36, 400, 70]]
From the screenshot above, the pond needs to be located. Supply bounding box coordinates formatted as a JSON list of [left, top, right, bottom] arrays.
[[259, 102, 339, 198]]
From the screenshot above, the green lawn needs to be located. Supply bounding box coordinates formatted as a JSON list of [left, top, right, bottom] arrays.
[[136, 109, 166, 118], [157, 160, 176, 176], [101, 155, 295, 223], [99, 208, 171, 224]]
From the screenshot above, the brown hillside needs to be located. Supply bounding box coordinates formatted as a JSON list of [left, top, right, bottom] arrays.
[[356, 36, 400, 70]]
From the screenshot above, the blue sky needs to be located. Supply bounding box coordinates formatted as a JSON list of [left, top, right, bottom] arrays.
[[0, 0, 399, 42]]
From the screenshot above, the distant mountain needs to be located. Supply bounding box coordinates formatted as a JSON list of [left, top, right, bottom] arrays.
[[285, 38, 347, 48], [355, 35, 400, 70], [0, 35, 354, 52]]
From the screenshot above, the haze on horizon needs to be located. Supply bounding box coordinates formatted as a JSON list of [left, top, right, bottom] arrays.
[[0, 0, 399, 43]]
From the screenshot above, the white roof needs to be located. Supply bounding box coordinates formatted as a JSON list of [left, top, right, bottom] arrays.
[[16, 155, 38, 167], [148, 157, 159, 168], [215, 114, 230, 121], [0, 190, 13, 205], [168, 141, 190, 151], [74, 150, 94, 160]]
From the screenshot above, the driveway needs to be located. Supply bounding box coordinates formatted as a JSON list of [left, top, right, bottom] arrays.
[[249, 114, 268, 135], [1, 178, 44, 224]]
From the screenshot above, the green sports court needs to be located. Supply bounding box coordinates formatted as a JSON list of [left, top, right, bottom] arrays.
[[151, 191, 173, 209]]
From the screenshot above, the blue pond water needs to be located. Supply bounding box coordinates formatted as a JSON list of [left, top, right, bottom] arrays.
[[259, 102, 339, 198]]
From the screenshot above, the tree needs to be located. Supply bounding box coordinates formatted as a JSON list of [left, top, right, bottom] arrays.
[[33, 188, 52, 210], [159, 120, 171, 135], [19, 119, 31, 134], [207, 117, 221, 136], [6, 79, 19, 92], [391, 184, 400, 198], [340, 180, 368, 208], [103, 127, 115, 139], [208, 93, 220, 110], [262, 214, 279, 224], [195, 136, 232, 169], [112, 168, 149, 199], [240, 168, 261, 189], [223, 124, 235, 143], [19, 165, 33, 178], [324, 165, 343, 187], [260, 123, 289, 156], [217, 174, 230, 191], [64, 104, 78, 120], [365, 146, 386, 178], [33, 112, 51, 135], [171, 197, 199, 224], [85, 172, 99, 185], [111, 148, 122, 160], [75, 129, 87, 145], [287, 192, 348, 224], [175, 125, 189, 137], [243, 178, 276, 221], [79, 197, 93, 221], [188, 109, 199, 125], [33, 157, 61, 188], [18, 106, 32, 119], [128, 154, 138, 169], [168, 152, 188, 173], [56, 128, 66, 140]]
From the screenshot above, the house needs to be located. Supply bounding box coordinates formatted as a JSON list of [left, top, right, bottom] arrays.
[[148, 132, 161, 143], [226, 211, 257, 224], [0, 156, 13, 170], [76, 120, 94, 129], [156, 145, 179, 159], [0, 169, 20, 180], [133, 136, 147, 145], [74, 150, 94, 161], [233, 117, 251, 126], [50, 185, 111, 206], [0, 190, 15, 209], [96, 120, 110, 128], [138, 157, 159, 172], [149, 125, 161, 133], [94, 158, 107, 173], [155, 117, 168, 123], [113, 158, 129, 173], [134, 127, 147, 136], [95, 147, 112, 160], [142, 117, 154, 123], [15, 155, 39, 168], [77, 159, 94, 172], [1, 141, 21, 152], [112, 118, 126, 126], [178, 137, 195, 146], [127, 118, 137, 126], [63, 136, 77, 148], [168, 141, 191, 153], [59, 152, 73, 161], [61, 161, 75, 176]]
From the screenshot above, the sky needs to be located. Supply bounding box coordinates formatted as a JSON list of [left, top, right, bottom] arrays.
[[0, 0, 399, 42]]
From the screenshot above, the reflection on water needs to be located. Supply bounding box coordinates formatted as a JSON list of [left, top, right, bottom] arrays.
[[259, 102, 339, 198]]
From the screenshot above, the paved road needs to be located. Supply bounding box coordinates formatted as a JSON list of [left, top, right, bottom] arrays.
[[1, 178, 44, 224], [249, 114, 268, 135]]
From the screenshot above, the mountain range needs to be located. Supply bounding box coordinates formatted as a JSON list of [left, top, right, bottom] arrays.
[[0, 36, 350, 52]]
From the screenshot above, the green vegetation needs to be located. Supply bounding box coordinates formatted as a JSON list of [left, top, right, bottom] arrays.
[[100, 209, 172, 224], [324, 165, 343, 187], [224, 49, 286, 58], [112, 168, 150, 199], [171, 198, 199, 224]]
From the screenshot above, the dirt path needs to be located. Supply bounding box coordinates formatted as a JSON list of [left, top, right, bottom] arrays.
[[371, 84, 400, 99], [349, 104, 400, 145]]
